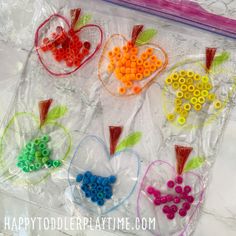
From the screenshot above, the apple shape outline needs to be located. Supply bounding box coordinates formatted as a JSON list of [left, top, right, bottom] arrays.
[[0, 100, 72, 185], [35, 11, 103, 77], [98, 26, 168, 96], [68, 133, 141, 215], [137, 159, 205, 236]]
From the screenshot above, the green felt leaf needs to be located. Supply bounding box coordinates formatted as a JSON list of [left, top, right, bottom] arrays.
[[116, 132, 142, 152], [135, 29, 157, 46], [184, 157, 205, 172], [45, 106, 68, 122], [212, 51, 230, 67], [74, 14, 92, 30]]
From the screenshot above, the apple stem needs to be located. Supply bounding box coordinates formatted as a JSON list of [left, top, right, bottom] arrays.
[[70, 8, 81, 29], [38, 99, 53, 127], [206, 47, 217, 72], [175, 145, 193, 175], [131, 25, 144, 45], [109, 126, 123, 156]]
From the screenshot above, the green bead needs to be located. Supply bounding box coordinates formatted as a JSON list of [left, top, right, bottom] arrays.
[[35, 162, 42, 170], [42, 157, 49, 164], [17, 161, 24, 168], [35, 151, 41, 157], [34, 138, 40, 145], [26, 143, 32, 150], [29, 164, 35, 171], [18, 155, 24, 161], [23, 149, 29, 155], [27, 155, 35, 162], [39, 143, 46, 150], [41, 135, 50, 143], [42, 149, 50, 157], [52, 160, 61, 168], [22, 166, 30, 173], [46, 160, 53, 168]]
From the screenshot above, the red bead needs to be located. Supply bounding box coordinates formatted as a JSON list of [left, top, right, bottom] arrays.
[[184, 185, 192, 193], [175, 175, 183, 184], [167, 213, 175, 220], [82, 48, 89, 56], [160, 196, 167, 204], [173, 197, 180, 204], [66, 60, 73, 67], [179, 208, 187, 217], [170, 205, 178, 213], [56, 26, 64, 33], [153, 190, 161, 198], [183, 202, 191, 210], [43, 37, 50, 45], [167, 180, 175, 188], [175, 185, 183, 194], [187, 196, 194, 203], [84, 41, 91, 50], [167, 194, 173, 202], [68, 29, 75, 36], [153, 198, 161, 206], [162, 205, 170, 214], [146, 186, 155, 195]]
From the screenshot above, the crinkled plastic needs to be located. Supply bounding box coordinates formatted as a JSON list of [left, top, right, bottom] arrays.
[[0, 0, 236, 235]]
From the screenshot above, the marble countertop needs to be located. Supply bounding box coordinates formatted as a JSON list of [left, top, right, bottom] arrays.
[[0, 0, 236, 235]]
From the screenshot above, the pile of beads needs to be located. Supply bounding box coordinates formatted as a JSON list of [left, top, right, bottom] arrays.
[[17, 135, 61, 173], [107, 42, 163, 95], [146, 176, 194, 220], [165, 70, 222, 125], [76, 171, 116, 206], [41, 26, 91, 68]]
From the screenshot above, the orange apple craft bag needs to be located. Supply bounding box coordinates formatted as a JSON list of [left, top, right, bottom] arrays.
[[98, 24, 168, 96], [35, 8, 103, 76]]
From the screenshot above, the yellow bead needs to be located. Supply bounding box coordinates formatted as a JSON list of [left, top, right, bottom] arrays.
[[190, 97, 198, 105], [194, 103, 202, 111], [204, 83, 213, 91], [184, 92, 191, 100], [197, 96, 205, 104], [172, 82, 179, 90], [196, 83, 204, 90], [180, 110, 189, 118], [194, 74, 201, 81], [179, 70, 187, 77], [186, 78, 193, 85], [171, 72, 179, 81], [167, 113, 175, 121], [179, 77, 186, 84], [165, 77, 173, 85], [188, 85, 195, 92], [201, 75, 209, 83], [214, 100, 222, 109], [175, 106, 182, 114], [175, 98, 182, 106], [208, 93, 216, 101], [177, 116, 186, 125], [201, 90, 209, 97], [176, 91, 184, 98], [180, 84, 188, 92], [193, 89, 201, 97], [187, 70, 194, 78], [183, 103, 191, 111]]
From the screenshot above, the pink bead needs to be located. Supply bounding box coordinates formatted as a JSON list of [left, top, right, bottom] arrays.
[[153, 190, 161, 198], [170, 205, 178, 213], [160, 196, 167, 204], [187, 196, 194, 203], [167, 194, 173, 202], [163, 205, 170, 214], [175, 185, 183, 194], [153, 198, 161, 206], [183, 202, 191, 210], [147, 186, 155, 195], [173, 197, 181, 204], [184, 185, 192, 193], [167, 180, 175, 188], [179, 208, 187, 217], [167, 213, 175, 220], [175, 175, 183, 184], [180, 193, 188, 200]]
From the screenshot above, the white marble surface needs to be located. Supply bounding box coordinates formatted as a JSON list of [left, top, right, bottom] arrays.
[[0, 0, 236, 236]]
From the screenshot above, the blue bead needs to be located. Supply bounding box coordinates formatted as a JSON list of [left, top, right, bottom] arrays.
[[96, 177, 103, 184], [104, 185, 112, 193], [91, 196, 98, 202], [109, 175, 117, 184], [85, 190, 91, 198], [102, 178, 109, 186], [97, 192, 104, 199], [81, 184, 88, 192], [76, 174, 83, 182], [97, 199, 105, 206], [84, 171, 92, 178], [105, 193, 112, 199], [83, 177, 90, 185], [97, 185, 104, 192], [91, 183, 97, 189], [90, 175, 97, 183]]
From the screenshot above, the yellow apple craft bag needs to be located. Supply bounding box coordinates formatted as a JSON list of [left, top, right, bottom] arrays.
[[0, 0, 236, 236]]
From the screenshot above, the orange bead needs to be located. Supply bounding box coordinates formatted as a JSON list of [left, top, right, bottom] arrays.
[[133, 86, 142, 94], [125, 81, 133, 88], [150, 65, 156, 72], [125, 74, 131, 80], [156, 60, 163, 67], [122, 45, 128, 52], [130, 55, 137, 62], [114, 47, 120, 54], [144, 61, 150, 68], [136, 73, 143, 80], [131, 62, 136, 68], [124, 53, 130, 60], [146, 48, 153, 56], [144, 69, 151, 77], [116, 73, 123, 80], [107, 64, 114, 73], [121, 58, 126, 65], [150, 55, 158, 62], [137, 59, 143, 66], [126, 68, 131, 74], [141, 52, 148, 60], [116, 53, 122, 60], [126, 60, 131, 67], [108, 51, 113, 58], [130, 74, 136, 80], [118, 87, 126, 95], [130, 47, 138, 55], [110, 58, 116, 65], [120, 67, 126, 74], [127, 41, 134, 49], [137, 66, 144, 73]]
